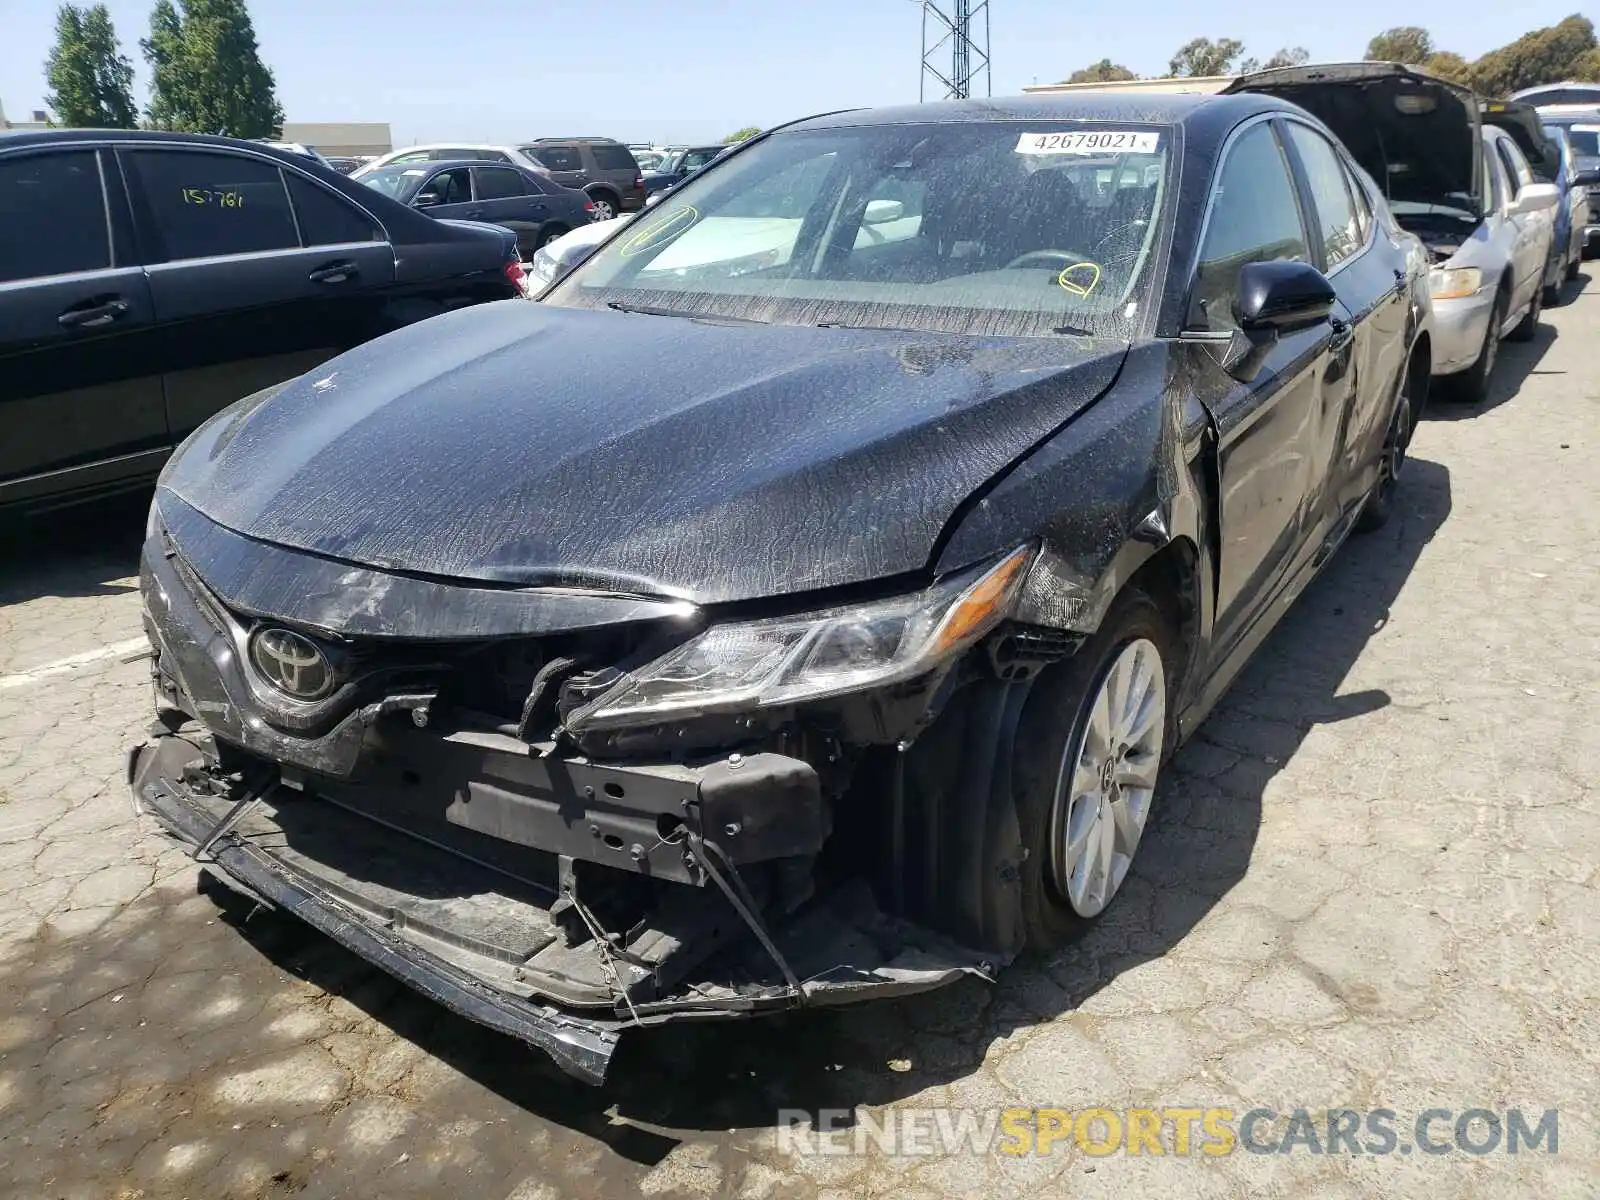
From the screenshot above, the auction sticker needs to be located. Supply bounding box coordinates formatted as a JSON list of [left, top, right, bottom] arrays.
[[1015, 130, 1160, 155]]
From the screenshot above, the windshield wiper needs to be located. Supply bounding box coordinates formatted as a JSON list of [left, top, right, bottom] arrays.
[[1052, 322, 1095, 336], [605, 300, 766, 325]]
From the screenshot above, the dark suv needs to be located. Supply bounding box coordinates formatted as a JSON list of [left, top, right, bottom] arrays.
[[520, 137, 643, 219], [0, 129, 525, 515]]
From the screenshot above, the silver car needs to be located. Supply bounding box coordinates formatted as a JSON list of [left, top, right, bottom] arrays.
[[1229, 64, 1560, 404]]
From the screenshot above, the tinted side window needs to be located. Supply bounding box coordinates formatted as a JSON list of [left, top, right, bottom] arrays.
[[286, 174, 383, 245], [1285, 124, 1362, 268], [474, 167, 526, 199], [589, 144, 638, 172], [681, 148, 721, 172], [130, 149, 296, 260], [388, 152, 431, 165], [1189, 123, 1309, 331], [0, 150, 110, 283], [530, 145, 582, 171]]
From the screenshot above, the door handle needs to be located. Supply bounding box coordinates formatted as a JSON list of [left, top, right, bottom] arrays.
[[57, 297, 130, 329], [308, 261, 358, 285], [465, 207, 486, 218]]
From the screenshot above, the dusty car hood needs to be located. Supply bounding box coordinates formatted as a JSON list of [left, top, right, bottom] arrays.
[[159, 300, 1127, 606], [1227, 62, 1483, 215]]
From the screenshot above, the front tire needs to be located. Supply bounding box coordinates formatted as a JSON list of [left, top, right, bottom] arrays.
[[1509, 284, 1541, 342], [1011, 590, 1173, 948], [1444, 292, 1504, 405]]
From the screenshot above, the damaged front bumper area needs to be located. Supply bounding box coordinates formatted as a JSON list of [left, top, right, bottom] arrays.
[[131, 527, 995, 1085]]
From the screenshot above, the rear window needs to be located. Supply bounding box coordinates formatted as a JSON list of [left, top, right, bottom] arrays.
[[525, 145, 581, 171], [0, 149, 110, 283], [590, 144, 639, 172]]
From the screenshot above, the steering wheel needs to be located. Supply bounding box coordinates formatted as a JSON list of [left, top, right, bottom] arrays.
[[1004, 249, 1089, 271]]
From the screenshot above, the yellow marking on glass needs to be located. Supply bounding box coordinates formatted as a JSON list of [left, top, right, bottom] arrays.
[[1058, 261, 1101, 297], [620, 205, 699, 257]]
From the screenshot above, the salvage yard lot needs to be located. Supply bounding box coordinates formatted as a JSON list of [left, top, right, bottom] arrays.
[[0, 285, 1597, 1198]]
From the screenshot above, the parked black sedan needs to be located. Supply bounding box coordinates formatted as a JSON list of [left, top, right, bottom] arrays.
[[130, 92, 1432, 1085], [357, 159, 597, 259], [0, 129, 526, 515]]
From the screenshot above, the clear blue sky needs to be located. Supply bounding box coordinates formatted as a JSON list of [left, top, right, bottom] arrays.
[[1, 0, 1590, 144]]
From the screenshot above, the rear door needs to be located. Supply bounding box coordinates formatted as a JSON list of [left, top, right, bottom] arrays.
[[471, 165, 547, 250], [0, 145, 166, 507], [1183, 117, 1335, 664], [1280, 119, 1409, 523], [122, 144, 397, 443]]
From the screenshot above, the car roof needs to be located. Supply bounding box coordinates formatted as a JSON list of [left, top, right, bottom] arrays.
[[0, 126, 331, 157], [783, 92, 1298, 158], [379, 158, 532, 172]]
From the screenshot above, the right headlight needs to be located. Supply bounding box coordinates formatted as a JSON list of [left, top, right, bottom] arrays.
[[564, 545, 1036, 733], [1429, 267, 1483, 299]]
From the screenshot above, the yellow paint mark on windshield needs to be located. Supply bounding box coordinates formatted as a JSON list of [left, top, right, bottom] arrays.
[[1057, 261, 1102, 297], [620, 205, 699, 257]]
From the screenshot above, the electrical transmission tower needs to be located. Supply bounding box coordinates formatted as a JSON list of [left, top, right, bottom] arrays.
[[919, 0, 991, 101]]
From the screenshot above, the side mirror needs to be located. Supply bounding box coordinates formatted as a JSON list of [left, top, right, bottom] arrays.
[[1574, 167, 1600, 187], [1510, 181, 1560, 215], [413, 191, 442, 208], [1234, 259, 1337, 331]]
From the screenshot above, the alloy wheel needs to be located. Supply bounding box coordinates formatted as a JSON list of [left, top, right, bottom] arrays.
[[1049, 637, 1167, 918], [591, 198, 617, 220]]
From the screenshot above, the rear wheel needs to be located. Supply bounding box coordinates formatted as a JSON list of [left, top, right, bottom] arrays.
[[1567, 243, 1582, 281], [538, 225, 569, 248], [1355, 362, 1415, 533], [588, 192, 619, 221], [1011, 591, 1172, 948]]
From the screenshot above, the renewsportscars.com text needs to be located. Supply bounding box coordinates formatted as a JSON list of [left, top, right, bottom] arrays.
[[775, 1106, 1559, 1158]]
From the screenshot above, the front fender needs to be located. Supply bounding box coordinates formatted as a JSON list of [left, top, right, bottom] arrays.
[[933, 341, 1211, 638]]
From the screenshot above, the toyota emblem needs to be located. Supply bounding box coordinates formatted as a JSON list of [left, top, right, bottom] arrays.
[[249, 627, 334, 701]]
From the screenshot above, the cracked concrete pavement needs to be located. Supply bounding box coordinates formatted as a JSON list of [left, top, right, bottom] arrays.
[[0, 279, 1596, 1199]]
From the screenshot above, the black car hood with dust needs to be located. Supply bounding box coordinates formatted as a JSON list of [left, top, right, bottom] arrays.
[[1227, 62, 1484, 215], [159, 300, 1127, 608]]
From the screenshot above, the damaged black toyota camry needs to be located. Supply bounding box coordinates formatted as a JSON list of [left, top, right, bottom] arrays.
[[131, 93, 1432, 1084]]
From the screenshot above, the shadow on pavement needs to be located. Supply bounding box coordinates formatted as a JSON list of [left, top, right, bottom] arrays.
[[0, 460, 1453, 1190], [0, 490, 149, 607]]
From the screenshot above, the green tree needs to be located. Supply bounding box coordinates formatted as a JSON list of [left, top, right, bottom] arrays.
[[722, 126, 760, 144], [1468, 15, 1598, 96], [1261, 46, 1310, 70], [1422, 50, 1472, 83], [44, 4, 137, 128], [141, 0, 283, 137], [1063, 58, 1137, 84], [1168, 37, 1246, 77], [1366, 26, 1434, 64]]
